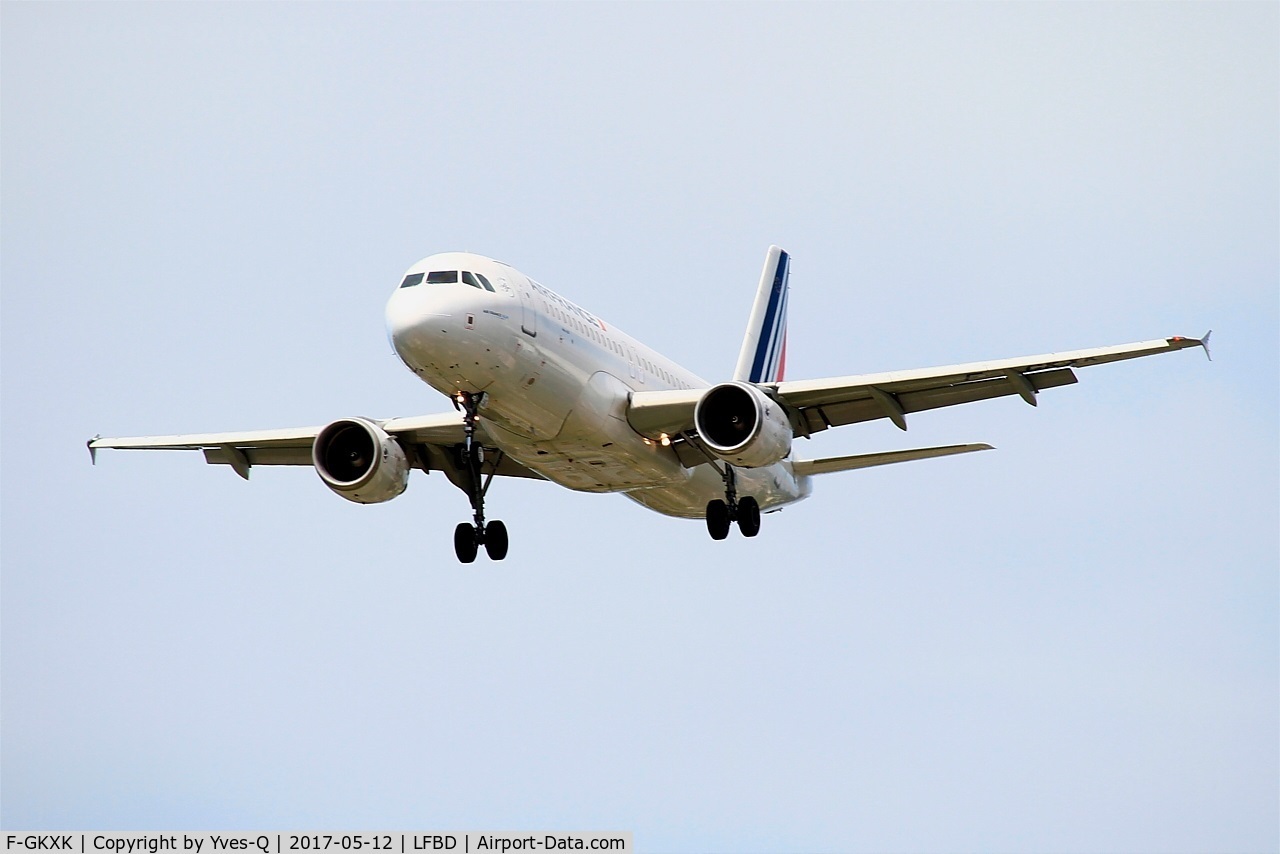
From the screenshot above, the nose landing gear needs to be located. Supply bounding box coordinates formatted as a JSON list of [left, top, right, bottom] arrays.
[[704, 464, 762, 540], [452, 391, 509, 563]]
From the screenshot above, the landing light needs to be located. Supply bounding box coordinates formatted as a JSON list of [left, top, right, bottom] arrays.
[[659, 433, 671, 446]]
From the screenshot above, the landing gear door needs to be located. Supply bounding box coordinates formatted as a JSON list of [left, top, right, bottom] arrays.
[[517, 279, 537, 338]]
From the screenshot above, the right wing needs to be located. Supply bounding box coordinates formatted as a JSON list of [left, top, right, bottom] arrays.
[[88, 412, 545, 482], [627, 334, 1209, 444]]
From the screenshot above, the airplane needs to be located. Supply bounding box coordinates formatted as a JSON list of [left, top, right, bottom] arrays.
[[89, 246, 1210, 563]]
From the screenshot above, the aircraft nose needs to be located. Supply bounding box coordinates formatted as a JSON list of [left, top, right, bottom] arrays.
[[385, 283, 482, 372], [386, 286, 449, 358], [385, 287, 424, 350]]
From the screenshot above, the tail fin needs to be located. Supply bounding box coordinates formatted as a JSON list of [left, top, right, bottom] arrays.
[[733, 245, 791, 383]]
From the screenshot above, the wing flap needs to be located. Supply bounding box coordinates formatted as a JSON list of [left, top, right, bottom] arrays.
[[800, 367, 1078, 434], [204, 446, 315, 468]]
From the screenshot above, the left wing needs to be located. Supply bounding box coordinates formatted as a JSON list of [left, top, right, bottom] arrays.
[[627, 334, 1210, 443], [89, 412, 544, 481], [772, 334, 1208, 436]]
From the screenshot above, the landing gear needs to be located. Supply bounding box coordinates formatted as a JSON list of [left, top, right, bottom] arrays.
[[737, 496, 761, 537], [451, 391, 509, 563], [703, 465, 763, 540], [484, 520, 509, 560], [705, 499, 731, 540], [454, 522, 479, 564]]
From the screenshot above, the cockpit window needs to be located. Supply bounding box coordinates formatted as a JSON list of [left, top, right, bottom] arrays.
[[462, 271, 496, 292], [406, 270, 495, 290]]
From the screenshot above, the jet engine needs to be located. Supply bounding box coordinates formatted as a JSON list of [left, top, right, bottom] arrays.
[[693, 381, 792, 468], [312, 417, 410, 504]]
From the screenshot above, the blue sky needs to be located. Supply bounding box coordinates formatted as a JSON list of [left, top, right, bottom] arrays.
[[3, 4, 1276, 852]]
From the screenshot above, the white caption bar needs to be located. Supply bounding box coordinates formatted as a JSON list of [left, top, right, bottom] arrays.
[[2, 834, 632, 854]]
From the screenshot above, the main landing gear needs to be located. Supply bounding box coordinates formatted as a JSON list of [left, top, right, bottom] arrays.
[[705, 464, 761, 540], [452, 391, 508, 564]]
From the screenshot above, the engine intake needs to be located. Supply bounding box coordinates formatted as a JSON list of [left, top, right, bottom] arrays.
[[693, 381, 792, 468], [313, 417, 410, 504]]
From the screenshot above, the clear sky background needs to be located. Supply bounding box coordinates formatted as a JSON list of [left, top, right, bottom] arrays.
[[3, 4, 1276, 852]]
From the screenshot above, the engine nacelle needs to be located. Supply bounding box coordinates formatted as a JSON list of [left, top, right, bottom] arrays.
[[693, 381, 792, 468], [312, 417, 410, 504]]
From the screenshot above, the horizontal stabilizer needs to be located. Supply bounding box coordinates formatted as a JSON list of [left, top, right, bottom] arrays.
[[793, 443, 993, 476]]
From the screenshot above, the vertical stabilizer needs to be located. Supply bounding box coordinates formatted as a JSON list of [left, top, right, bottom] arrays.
[[733, 245, 791, 383]]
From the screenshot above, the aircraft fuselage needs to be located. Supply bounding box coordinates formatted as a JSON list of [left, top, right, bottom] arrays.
[[385, 252, 810, 518]]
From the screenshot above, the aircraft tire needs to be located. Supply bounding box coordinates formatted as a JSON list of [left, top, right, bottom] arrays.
[[705, 500, 731, 540], [484, 520, 509, 561], [738, 496, 761, 537], [454, 522, 479, 563]]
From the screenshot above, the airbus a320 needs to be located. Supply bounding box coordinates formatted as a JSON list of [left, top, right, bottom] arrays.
[[90, 247, 1208, 562]]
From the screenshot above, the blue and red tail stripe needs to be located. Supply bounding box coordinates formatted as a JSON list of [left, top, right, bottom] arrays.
[[748, 250, 790, 383]]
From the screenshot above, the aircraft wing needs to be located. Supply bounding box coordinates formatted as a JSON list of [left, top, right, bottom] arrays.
[[627, 334, 1209, 447], [88, 412, 545, 481], [771, 334, 1208, 435]]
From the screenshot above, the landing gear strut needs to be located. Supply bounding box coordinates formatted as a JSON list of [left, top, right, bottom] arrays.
[[704, 464, 761, 540], [452, 391, 508, 563]]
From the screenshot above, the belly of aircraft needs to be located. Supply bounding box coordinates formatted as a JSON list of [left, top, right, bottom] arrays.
[[483, 416, 809, 518], [483, 416, 691, 493]]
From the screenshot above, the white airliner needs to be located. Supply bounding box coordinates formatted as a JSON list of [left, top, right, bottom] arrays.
[[90, 247, 1209, 562]]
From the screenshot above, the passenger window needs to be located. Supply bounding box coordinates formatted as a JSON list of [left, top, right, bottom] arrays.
[[426, 271, 459, 284], [399, 273, 425, 288]]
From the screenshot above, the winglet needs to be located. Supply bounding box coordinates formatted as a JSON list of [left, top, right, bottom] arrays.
[[88, 435, 100, 465], [1169, 331, 1212, 361]]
